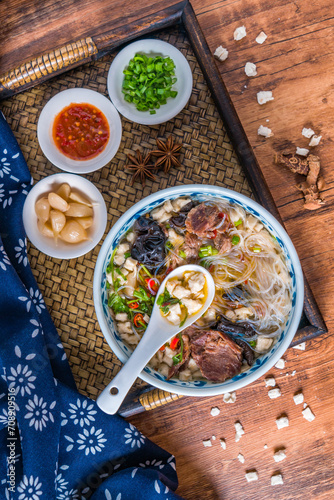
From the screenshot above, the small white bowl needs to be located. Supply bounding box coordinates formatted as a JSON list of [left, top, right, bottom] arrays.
[[37, 88, 122, 174], [23, 173, 108, 259], [107, 39, 193, 125]]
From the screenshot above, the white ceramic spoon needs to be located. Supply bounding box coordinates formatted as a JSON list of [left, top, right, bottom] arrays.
[[97, 264, 215, 415]]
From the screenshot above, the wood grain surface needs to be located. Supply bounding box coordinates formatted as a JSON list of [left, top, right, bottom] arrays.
[[2, 0, 334, 499]]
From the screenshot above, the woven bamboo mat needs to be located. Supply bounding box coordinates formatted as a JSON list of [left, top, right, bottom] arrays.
[[0, 27, 252, 401]]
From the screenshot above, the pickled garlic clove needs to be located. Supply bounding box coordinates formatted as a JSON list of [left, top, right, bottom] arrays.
[[60, 220, 88, 243], [35, 197, 50, 223], [48, 192, 69, 212], [65, 203, 93, 218], [50, 210, 66, 235], [69, 190, 92, 207], [76, 216, 93, 229], [56, 183, 71, 201], [37, 219, 54, 238]]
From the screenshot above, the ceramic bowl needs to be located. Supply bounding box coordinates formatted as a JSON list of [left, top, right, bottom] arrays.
[[37, 88, 122, 173], [93, 185, 304, 397], [107, 39, 193, 125], [23, 173, 108, 259]]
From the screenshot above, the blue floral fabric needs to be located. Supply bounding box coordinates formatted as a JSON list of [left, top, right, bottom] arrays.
[[0, 112, 182, 500]]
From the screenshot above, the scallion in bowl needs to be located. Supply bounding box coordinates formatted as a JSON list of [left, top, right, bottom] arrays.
[[122, 53, 178, 114]]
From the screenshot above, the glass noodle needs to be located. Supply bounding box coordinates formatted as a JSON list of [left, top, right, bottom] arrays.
[[203, 200, 292, 341]]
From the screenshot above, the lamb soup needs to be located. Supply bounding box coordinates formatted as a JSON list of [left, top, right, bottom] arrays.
[[106, 197, 292, 383]]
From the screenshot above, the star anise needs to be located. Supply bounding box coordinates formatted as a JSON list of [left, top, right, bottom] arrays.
[[151, 136, 182, 173], [126, 149, 156, 186]]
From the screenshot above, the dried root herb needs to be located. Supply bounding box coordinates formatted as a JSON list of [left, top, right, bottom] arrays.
[[275, 153, 325, 210], [274, 152, 309, 175]]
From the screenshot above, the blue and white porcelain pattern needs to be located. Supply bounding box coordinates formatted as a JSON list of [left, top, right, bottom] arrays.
[[93, 185, 304, 397]]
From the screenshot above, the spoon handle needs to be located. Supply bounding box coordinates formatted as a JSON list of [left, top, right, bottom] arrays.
[[96, 323, 165, 415]]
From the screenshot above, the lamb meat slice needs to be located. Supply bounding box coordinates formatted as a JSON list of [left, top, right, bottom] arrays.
[[167, 334, 191, 379], [185, 203, 221, 238], [216, 317, 255, 365], [169, 251, 183, 270], [189, 329, 243, 382], [214, 233, 232, 254], [183, 232, 201, 260]]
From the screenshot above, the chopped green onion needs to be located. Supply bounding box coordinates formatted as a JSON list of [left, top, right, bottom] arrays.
[[108, 293, 129, 314], [179, 311, 188, 327], [165, 224, 171, 229], [165, 241, 174, 250], [122, 53, 178, 113], [234, 219, 243, 227], [249, 340, 257, 348], [133, 286, 150, 302], [252, 246, 262, 253], [198, 245, 217, 258], [107, 246, 119, 288], [124, 251, 131, 259], [232, 235, 240, 245], [106, 281, 110, 289], [172, 334, 184, 365], [115, 268, 126, 279], [179, 250, 186, 259], [172, 353, 182, 365], [140, 264, 152, 278]]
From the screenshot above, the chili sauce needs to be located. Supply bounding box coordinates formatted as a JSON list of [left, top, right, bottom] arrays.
[[53, 103, 109, 160]]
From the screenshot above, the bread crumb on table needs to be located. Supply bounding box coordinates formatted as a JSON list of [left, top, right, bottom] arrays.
[[264, 444, 268, 449], [258, 125, 273, 138], [245, 471, 258, 482], [234, 26, 247, 40], [214, 46, 229, 62], [210, 406, 220, 417], [309, 135, 322, 147], [265, 377, 276, 387], [268, 388, 282, 399], [291, 370, 296, 376], [274, 449, 286, 462], [293, 342, 306, 350], [293, 392, 304, 405], [256, 31, 267, 44], [276, 415, 289, 429], [302, 127, 315, 138], [245, 62, 257, 77], [223, 392, 236, 403], [235, 421, 245, 442], [271, 474, 284, 485], [238, 453, 245, 464], [220, 438, 226, 450], [275, 359, 285, 369], [257, 91, 274, 105], [296, 147, 309, 156], [203, 439, 212, 447], [302, 406, 315, 422]]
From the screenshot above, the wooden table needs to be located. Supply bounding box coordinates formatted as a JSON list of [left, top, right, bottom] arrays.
[[2, 1, 334, 498]]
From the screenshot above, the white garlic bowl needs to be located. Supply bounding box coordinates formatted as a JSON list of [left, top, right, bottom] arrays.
[[23, 173, 107, 259]]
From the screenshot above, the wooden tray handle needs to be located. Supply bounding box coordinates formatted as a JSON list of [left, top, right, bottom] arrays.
[[0, 37, 98, 95], [139, 388, 184, 411]]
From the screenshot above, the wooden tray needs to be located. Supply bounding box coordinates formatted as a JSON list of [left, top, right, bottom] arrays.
[[0, 1, 326, 417]]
